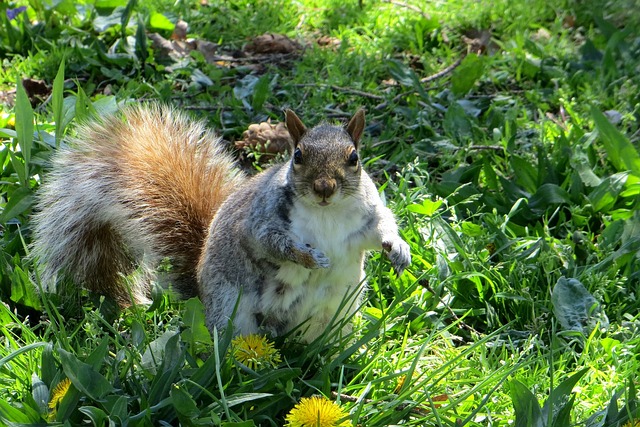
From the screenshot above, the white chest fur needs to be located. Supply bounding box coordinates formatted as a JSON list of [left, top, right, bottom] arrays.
[[259, 198, 374, 340]]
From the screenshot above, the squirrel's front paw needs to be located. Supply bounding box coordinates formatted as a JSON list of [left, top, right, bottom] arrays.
[[382, 238, 411, 276], [293, 243, 331, 269]]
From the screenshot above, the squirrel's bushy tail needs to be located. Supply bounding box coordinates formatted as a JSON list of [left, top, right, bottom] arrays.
[[31, 104, 242, 305]]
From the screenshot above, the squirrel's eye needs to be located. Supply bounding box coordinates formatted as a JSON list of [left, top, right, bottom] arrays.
[[348, 150, 359, 166], [293, 148, 303, 165]]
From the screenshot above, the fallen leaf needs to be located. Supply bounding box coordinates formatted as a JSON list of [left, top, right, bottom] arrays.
[[462, 28, 497, 55], [317, 35, 341, 49], [235, 120, 292, 167], [171, 20, 189, 41], [244, 33, 302, 54]]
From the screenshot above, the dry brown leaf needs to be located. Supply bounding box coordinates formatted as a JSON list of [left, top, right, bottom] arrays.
[[0, 89, 16, 107], [235, 120, 292, 166], [171, 20, 189, 41], [317, 35, 341, 49], [462, 28, 497, 55], [244, 33, 302, 54], [150, 32, 219, 64], [196, 40, 219, 63]]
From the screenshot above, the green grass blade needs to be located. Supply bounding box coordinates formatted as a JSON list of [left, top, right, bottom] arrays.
[[0, 342, 47, 372], [52, 59, 65, 146], [14, 78, 33, 184]]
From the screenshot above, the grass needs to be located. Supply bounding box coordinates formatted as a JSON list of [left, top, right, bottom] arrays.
[[1, 0, 640, 425]]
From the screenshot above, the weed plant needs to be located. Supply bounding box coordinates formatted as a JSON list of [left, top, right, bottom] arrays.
[[1, 0, 640, 425]]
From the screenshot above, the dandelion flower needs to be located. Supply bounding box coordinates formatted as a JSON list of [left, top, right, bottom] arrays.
[[394, 374, 407, 393], [48, 378, 72, 421], [285, 396, 352, 427], [231, 334, 281, 370], [623, 421, 640, 427], [49, 378, 71, 409]]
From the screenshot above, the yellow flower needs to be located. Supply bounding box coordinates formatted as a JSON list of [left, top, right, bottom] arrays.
[[48, 378, 72, 421], [394, 374, 407, 393], [231, 334, 281, 370], [623, 421, 640, 427], [49, 378, 71, 409], [285, 396, 352, 427]]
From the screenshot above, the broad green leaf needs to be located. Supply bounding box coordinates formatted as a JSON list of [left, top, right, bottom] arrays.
[[103, 395, 128, 421], [591, 107, 640, 175], [0, 186, 33, 224], [451, 54, 485, 96], [552, 278, 608, 333], [528, 183, 571, 211], [93, 9, 123, 33], [78, 406, 109, 426], [58, 348, 114, 400], [511, 155, 538, 193], [10, 264, 42, 310], [131, 319, 146, 350], [182, 298, 213, 346], [571, 150, 602, 187], [85, 336, 109, 370], [0, 399, 43, 424], [443, 102, 472, 142], [57, 389, 82, 422], [171, 384, 199, 417], [221, 421, 257, 427], [542, 368, 589, 424], [31, 374, 49, 415], [509, 379, 543, 427], [142, 329, 180, 373], [460, 222, 484, 237], [551, 395, 576, 427], [388, 59, 422, 88], [0, 128, 18, 138], [234, 74, 259, 101], [588, 172, 628, 212], [8, 150, 27, 186], [149, 12, 174, 31], [95, 0, 128, 8], [407, 199, 443, 216], [92, 95, 119, 118]]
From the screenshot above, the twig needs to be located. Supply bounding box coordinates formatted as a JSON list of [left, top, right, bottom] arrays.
[[208, 52, 299, 63], [330, 391, 432, 417], [181, 106, 219, 111], [374, 54, 462, 110], [466, 145, 503, 152], [293, 83, 384, 100], [420, 55, 464, 83], [381, 0, 430, 20]]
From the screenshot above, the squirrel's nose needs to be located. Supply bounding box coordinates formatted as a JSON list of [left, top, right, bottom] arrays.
[[313, 178, 337, 199]]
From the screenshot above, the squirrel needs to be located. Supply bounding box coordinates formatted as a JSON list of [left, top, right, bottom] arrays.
[[31, 104, 411, 342]]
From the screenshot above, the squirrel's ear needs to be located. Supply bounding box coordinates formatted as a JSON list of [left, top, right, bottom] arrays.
[[285, 109, 307, 147], [346, 109, 365, 148]]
